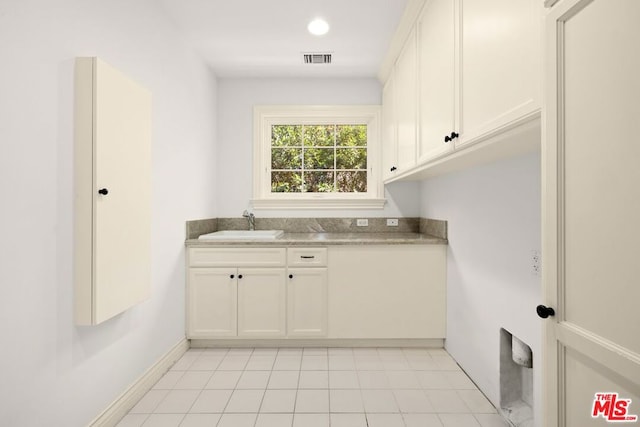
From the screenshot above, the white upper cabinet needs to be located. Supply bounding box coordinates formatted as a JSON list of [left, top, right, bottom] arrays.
[[417, 0, 456, 162], [457, 0, 542, 147], [74, 57, 152, 325], [381, 74, 398, 180], [394, 28, 418, 172], [381, 0, 543, 181]]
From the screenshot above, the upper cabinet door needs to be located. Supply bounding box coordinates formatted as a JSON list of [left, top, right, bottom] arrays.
[[381, 74, 397, 181], [394, 28, 418, 171], [457, 0, 541, 146], [418, 0, 456, 163], [74, 57, 152, 325]]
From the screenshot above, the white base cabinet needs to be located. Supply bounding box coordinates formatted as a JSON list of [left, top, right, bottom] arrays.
[[187, 244, 446, 341], [187, 248, 287, 339], [327, 245, 446, 339]]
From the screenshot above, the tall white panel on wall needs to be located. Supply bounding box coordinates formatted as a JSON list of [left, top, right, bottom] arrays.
[[74, 57, 152, 325]]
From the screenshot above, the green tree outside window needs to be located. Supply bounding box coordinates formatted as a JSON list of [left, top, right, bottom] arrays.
[[271, 124, 367, 193]]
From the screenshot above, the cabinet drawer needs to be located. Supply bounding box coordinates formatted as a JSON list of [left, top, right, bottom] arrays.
[[287, 247, 327, 267], [189, 247, 286, 267]]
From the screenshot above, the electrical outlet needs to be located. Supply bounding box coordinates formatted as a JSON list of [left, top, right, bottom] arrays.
[[356, 218, 369, 227], [387, 218, 399, 226], [531, 250, 541, 276]]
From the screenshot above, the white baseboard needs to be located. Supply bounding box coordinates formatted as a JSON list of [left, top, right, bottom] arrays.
[[190, 338, 444, 348], [88, 338, 189, 427]]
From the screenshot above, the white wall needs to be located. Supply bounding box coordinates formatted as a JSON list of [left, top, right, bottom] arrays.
[[420, 152, 542, 426], [0, 1, 217, 425], [216, 77, 421, 218]]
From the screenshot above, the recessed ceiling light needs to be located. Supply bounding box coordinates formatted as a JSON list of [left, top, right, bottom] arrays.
[[308, 18, 330, 36]]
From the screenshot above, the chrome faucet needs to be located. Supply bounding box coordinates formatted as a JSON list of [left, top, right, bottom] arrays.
[[242, 210, 256, 231]]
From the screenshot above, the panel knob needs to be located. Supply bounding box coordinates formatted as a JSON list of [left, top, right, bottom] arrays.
[[289, 274, 293, 279], [238, 274, 243, 279], [390, 166, 397, 172], [536, 305, 555, 319], [230, 274, 235, 279], [98, 188, 109, 195]]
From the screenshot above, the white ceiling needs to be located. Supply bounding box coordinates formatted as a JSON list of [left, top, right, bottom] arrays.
[[158, 0, 409, 78]]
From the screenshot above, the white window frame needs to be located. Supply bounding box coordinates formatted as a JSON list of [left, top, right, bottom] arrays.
[[252, 105, 385, 210]]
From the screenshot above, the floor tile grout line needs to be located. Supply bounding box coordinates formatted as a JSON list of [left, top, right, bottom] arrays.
[[121, 347, 500, 427]]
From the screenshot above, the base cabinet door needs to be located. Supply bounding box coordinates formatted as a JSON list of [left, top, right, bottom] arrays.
[[287, 268, 328, 337], [237, 268, 286, 337], [328, 245, 446, 339], [188, 268, 237, 338]]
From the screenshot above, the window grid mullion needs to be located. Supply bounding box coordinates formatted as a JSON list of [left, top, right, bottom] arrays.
[[333, 124, 337, 191], [301, 125, 305, 192]]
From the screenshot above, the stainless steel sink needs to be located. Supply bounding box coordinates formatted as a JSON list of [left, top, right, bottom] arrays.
[[198, 230, 284, 240]]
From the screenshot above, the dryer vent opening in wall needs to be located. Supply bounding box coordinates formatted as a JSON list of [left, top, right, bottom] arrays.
[[303, 53, 332, 64], [500, 328, 534, 427]]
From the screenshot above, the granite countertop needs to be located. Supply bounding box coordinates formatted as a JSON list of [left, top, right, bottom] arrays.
[[185, 232, 447, 246]]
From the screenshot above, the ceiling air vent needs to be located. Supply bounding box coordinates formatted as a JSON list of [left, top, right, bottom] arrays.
[[304, 53, 332, 64]]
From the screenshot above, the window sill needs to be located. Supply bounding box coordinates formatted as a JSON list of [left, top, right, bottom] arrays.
[[251, 198, 387, 210]]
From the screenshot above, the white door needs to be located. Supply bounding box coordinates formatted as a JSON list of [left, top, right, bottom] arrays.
[[287, 268, 328, 337], [237, 268, 286, 337], [543, 1, 640, 425], [417, 0, 455, 162], [188, 268, 237, 337]]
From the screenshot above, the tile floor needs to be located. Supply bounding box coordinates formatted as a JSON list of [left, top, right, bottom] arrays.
[[118, 347, 508, 427]]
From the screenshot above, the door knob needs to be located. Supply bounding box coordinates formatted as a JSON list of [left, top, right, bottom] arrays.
[[536, 304, 555, 319], [98, 188, 109, 195]]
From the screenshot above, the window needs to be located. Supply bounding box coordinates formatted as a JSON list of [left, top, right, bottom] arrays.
[[253, 105, 384, 209]]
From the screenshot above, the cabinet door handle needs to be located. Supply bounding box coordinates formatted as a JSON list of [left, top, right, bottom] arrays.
[[98, 188, 109, 195], [300, 255, 315, 259], [230, 274, 235, 279], [390, 166, 397, 172], [238, 274, 243, 279], [444, 132, 459, 143], [289, 274, 294, 279]]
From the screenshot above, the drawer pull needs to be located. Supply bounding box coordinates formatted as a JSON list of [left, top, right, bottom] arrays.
[[301, 255, 315, 259]]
